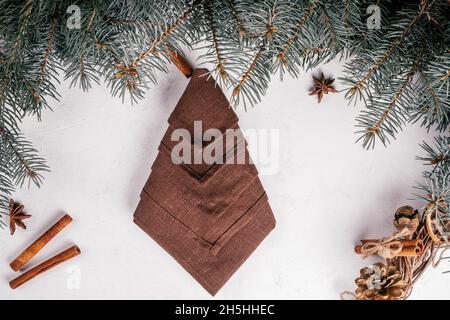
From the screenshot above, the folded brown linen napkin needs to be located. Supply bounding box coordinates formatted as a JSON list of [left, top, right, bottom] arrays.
[[145, 143, 257, 217], [133, 68, 276, 295], [134, 192, 274, 295], [166, 69, 239, 137], [144, 146, 265, 244]]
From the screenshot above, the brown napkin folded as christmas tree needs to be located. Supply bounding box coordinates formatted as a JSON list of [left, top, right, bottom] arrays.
[[133, 68, 276, 295]]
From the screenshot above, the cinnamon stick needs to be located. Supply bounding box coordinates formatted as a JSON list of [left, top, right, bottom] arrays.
[[398, 245, 422, 257], [359, 239, 422, 247], [10, 214, 73, 272], [167, 48, 193, 78], [9, 245, 80, 289], [355, 239, 423, 257], [354, 245, 367, 254]]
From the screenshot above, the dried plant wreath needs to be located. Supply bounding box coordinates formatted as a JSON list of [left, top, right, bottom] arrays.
[[342, 137, 450, 300]]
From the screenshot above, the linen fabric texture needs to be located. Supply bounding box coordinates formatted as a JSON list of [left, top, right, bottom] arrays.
[[133, 69, 276, 295]]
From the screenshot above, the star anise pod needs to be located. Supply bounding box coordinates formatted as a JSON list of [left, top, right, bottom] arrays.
[[308, 72, 337, 103], [9, 199, 31, 236]]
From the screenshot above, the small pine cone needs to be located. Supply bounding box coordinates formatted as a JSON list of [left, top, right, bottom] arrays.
[[393, 206, 419, 233], [355, 262, 408, 300]]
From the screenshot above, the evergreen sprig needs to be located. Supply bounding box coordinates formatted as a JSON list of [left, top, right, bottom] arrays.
[[0, 0, 449, 227], [415, 136, 450, 238]]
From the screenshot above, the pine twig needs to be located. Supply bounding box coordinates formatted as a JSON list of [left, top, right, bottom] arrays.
[[348, 2, 432, 97], [128, 5, 194, 69], [206, 2, 230, 82], [276, 0, 318, 62], [37, 16, 58, 88], [233, 47, 265, 97]]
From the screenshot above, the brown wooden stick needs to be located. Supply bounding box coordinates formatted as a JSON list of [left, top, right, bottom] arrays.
[[9, 245, 80, 289], [167, 48, 193, 78], [10, 214, 73, 272]]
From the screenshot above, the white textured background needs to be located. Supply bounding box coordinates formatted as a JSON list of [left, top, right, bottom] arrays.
[[1, 50, 448, 300]]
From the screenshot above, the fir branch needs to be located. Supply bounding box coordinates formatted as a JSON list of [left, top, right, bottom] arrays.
[[357, 72, 416, 149], [343, 0, 350, 29], [205, 2, 230, 82], [87, 8, 97, 32], [440, 70, 449, 82], [346, 3, 428, 101], [10, 0, 33, 56], [37, 16, 57, 88], [0, 0, 34, 105], [230, 0, 247, 37], [1, 128, 48, 188], [264, 0, 279, 42], [128, 4, 194, 69], [423, 72, 443, 114], [417, 136, 450, 172], [0, 195, 8, 228], [0, 127, 14, 196], [304, 47, 330, 55], [276, 0, 318, 63], [78, 53, 88, 88], [26, 84, 41, 106], [320, 6, 337, 44], [356, 49, 424, 149], [105, 17, 162, 27], [0, 0, 449, 229], [415, 134, 449, 238], [415, 172, 450, 228], [411, 53, 450, 131], [233, 46, 265, 97], [64, 7, 101, 91]]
